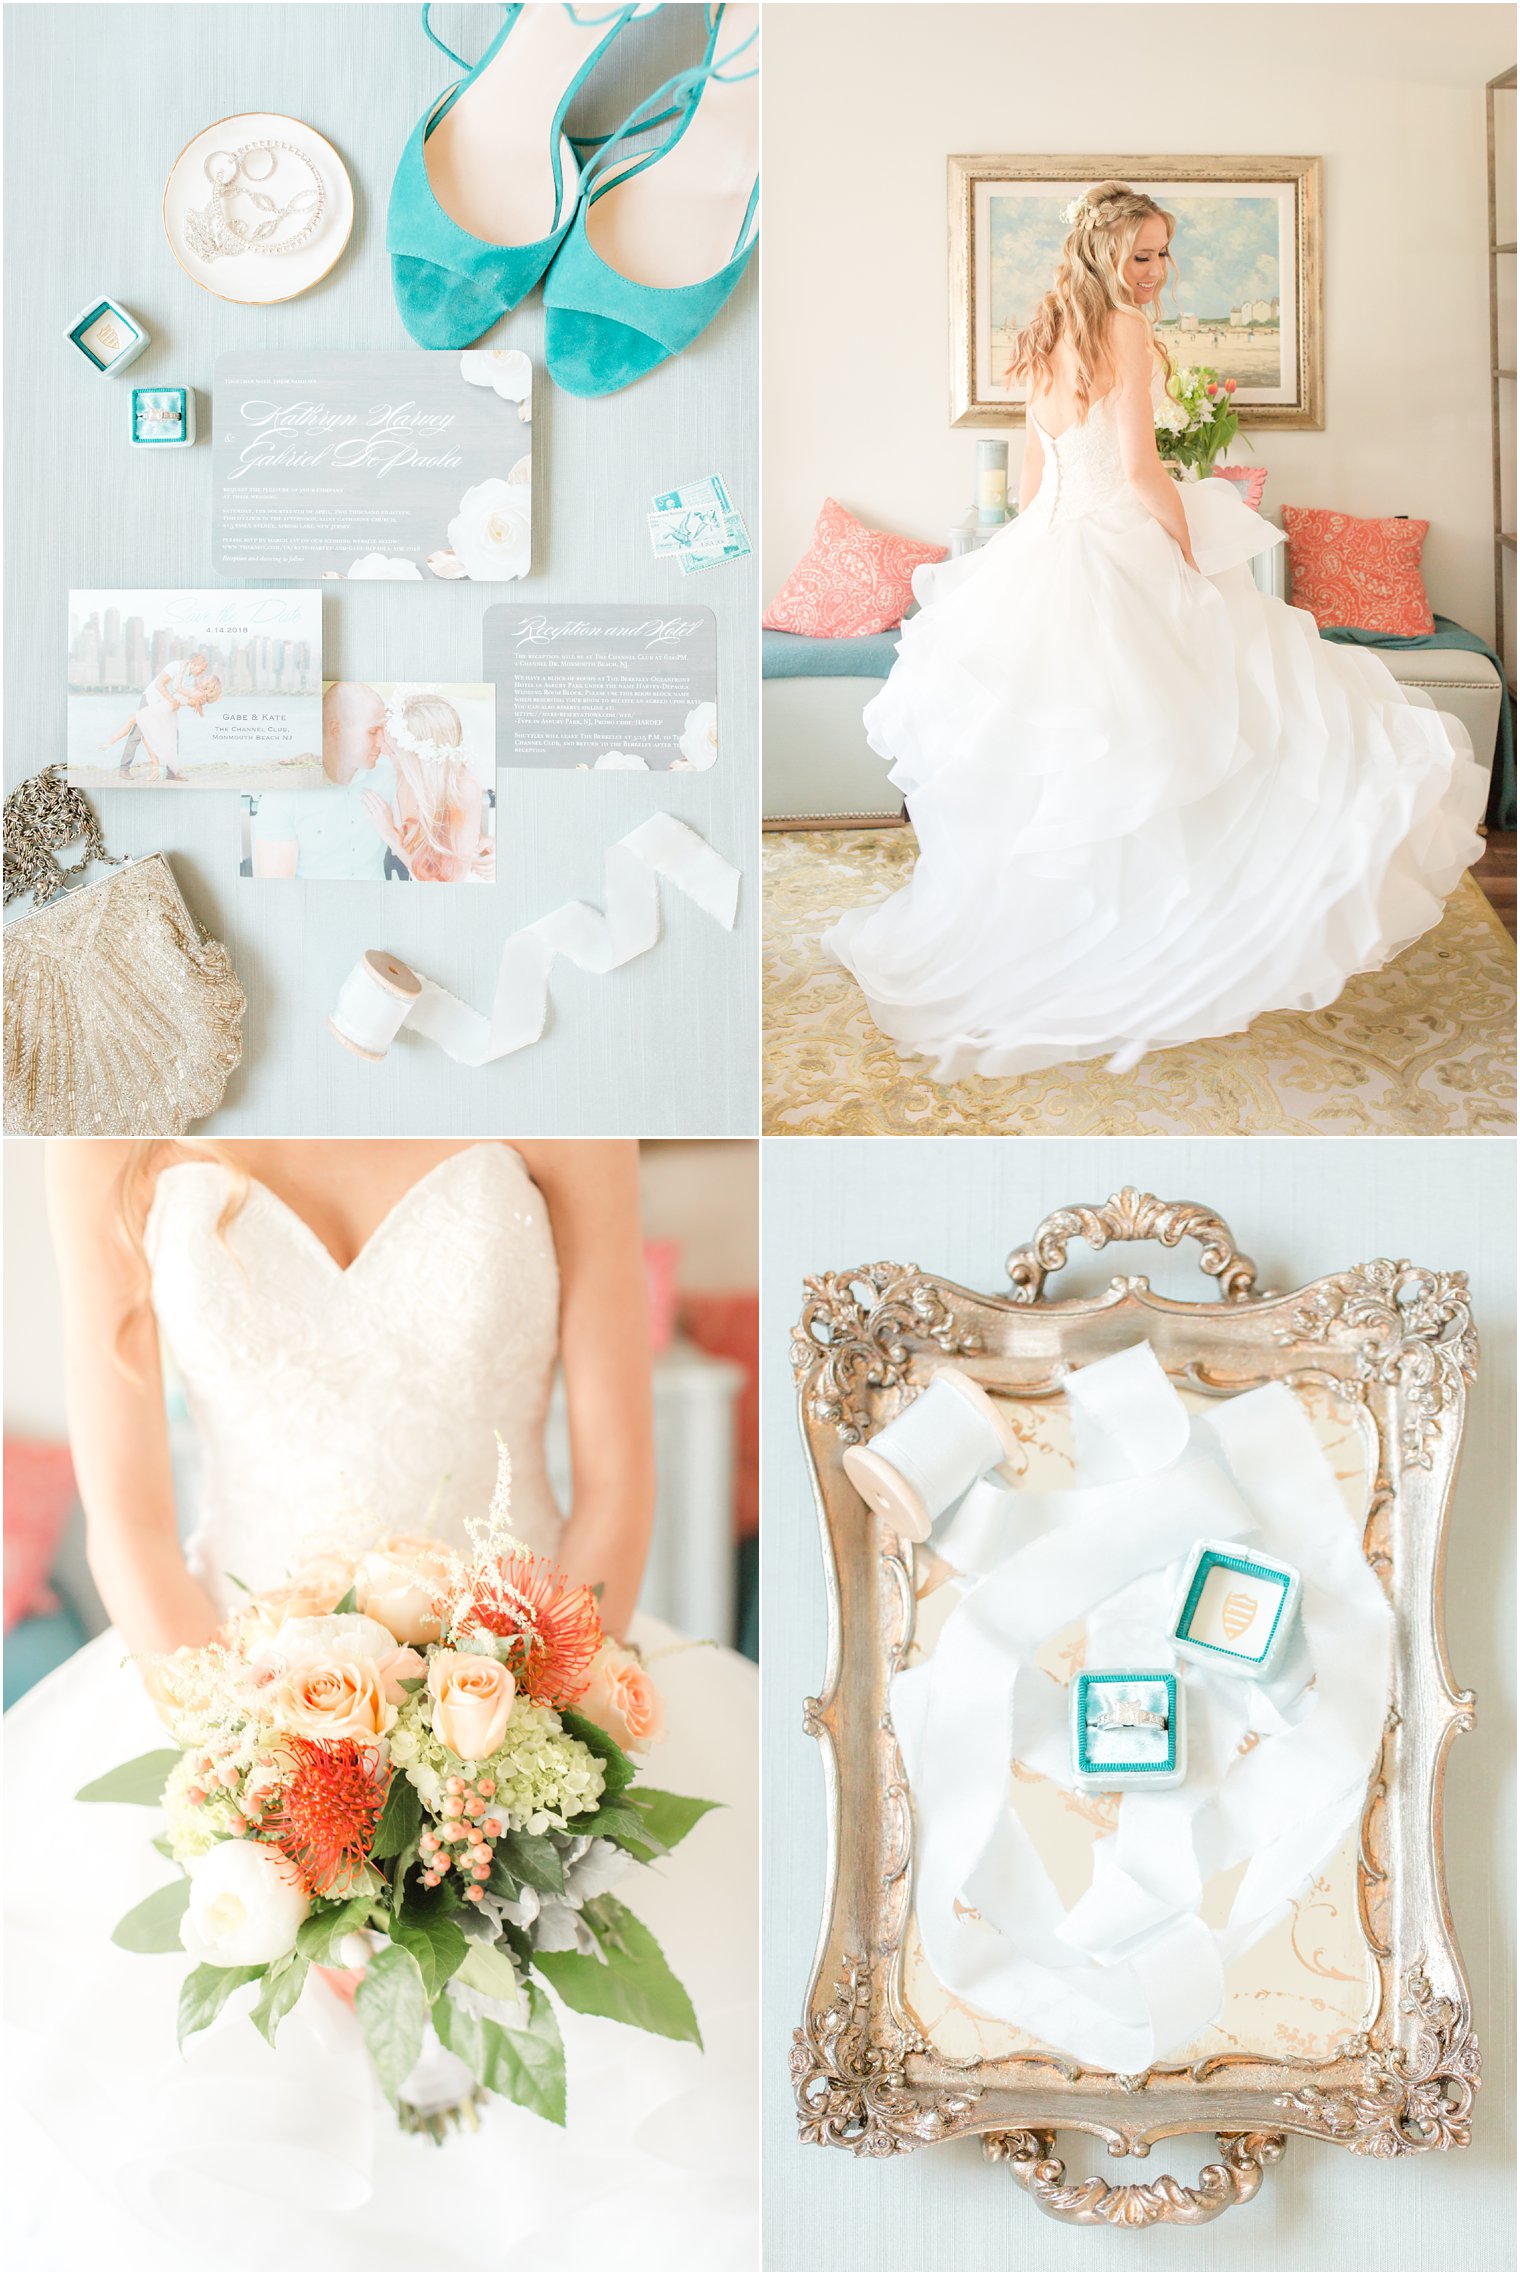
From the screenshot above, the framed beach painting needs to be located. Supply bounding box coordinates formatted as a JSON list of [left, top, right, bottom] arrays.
[[948, 153, 1323, 430]]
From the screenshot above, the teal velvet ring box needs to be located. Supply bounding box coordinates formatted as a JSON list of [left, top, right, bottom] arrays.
[[1170, 1539, 1301, 1676], [131, 388, 196, 448], [65, 298, 149, 374], [1070, 1669, 1185, 1790]]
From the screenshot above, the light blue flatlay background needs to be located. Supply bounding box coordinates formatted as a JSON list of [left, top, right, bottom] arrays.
[[5, 2, 756, 1135], [762, 1136, 1515, 2274]]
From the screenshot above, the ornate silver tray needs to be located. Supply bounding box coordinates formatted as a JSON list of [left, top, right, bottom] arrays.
[[789, 1191, 1480, 2227]]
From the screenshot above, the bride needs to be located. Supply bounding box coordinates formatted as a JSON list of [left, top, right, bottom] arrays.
[[826, 182, 1487, 1082], [5, 1140, 756, 2274]]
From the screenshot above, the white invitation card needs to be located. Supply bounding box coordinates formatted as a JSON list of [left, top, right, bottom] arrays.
[[213, 350, 534, 582]]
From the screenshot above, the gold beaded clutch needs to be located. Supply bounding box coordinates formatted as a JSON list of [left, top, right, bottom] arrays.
[[4, 853, 245, 1135]]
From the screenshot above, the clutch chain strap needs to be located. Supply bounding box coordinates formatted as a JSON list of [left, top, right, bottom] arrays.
[[4, 765, 123, 909]]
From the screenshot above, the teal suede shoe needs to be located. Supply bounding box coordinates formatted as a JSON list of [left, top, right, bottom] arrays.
[[543, 3, 758, 397], [389, 3, 658, 348]]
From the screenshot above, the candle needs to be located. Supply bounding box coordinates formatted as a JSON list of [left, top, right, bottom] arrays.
[[976, 438, 1008, 527]]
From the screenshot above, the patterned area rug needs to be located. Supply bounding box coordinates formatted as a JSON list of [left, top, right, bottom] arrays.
[[763, 830, 1518, 1134]]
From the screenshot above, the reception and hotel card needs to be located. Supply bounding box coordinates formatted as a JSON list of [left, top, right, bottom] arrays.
[[67, 589, 323, 791], [213, 349, 534, 582], [483, 604, 718, 771]]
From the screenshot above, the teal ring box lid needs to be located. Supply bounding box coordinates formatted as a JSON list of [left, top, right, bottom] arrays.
[[66, 298, 149, 374], [1071, 1669, 1185, 1790], [1170, 1538, 1301, 1675]]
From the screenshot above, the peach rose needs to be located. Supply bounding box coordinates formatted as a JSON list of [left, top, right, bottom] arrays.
[[256, 1551, 357, 1625], [354, 1534, 455, 1646], [427, 1650, 515, 1763], [270, 1656, 396, 1743], [581, 1644, 665, 1754]]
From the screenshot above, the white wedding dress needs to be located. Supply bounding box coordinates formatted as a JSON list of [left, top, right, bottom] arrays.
[[3, 1145, 757, 2274], [826, 393, 1488, 1080]]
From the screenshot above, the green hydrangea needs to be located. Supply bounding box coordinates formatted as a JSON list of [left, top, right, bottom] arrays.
[[162, 1750, 243, 1861], [390, 1688, 605, 1834]]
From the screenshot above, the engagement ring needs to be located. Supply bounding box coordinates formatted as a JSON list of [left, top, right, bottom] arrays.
[[1091, 1701, 1169, 1732]]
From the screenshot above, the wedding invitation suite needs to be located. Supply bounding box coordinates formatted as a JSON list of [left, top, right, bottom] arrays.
[[66, 589, 323, 790], [239, 680, 496, 884], [213, 349, 534, 581], [483, 603, 717, 770]]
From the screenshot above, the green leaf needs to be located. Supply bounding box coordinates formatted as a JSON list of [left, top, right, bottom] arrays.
[[532, 1897, 700, 2046], [250, 1952, 310, 2046], [456, 1940, 524, 1999], [434, 1981, 565, 2126], [111, 1877, 190, 1953], [353, 1943, 427, 2104], [390, 1906, 469, 2003], [77, 1749, 181, 1807], [177, 1962, 263, 2050], [575, 1799, 659, 1859], [333, 1586, 359, 1616], [223, 1570, 253, 1596], [151, 1833, 176, 1861], [388, 1839, 420, 1913], [295, 1893, 374, 1964], [628, 1788, 720, 1853], [370, 1772, 422, 1863], [561, 1709, 635, 1797], [499, 1830, 563, 1896]]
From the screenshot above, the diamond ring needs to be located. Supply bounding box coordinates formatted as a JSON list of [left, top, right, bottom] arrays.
[[1091, 1702, 1168, 1732]]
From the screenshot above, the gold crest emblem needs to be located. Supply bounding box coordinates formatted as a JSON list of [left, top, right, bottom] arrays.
[[1221, 1590, 1258, 1641]]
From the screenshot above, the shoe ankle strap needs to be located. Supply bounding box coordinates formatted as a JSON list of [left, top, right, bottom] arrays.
[[420, 3, 657, 72]]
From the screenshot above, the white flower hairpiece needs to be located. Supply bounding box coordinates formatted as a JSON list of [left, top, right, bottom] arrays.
[[1060, 196, 1094, 228], [385, 683, 455, 764]]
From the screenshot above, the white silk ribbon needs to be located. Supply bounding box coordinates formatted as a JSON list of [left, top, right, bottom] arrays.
[[333, 814, 740, 1064], [892, 1340, 1391, 2072]]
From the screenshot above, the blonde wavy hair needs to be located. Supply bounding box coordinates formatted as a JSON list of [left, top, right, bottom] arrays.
[[115, 1141, 248, 1366], [390, 692, 481, 885], [1006, 180, 1177, 424]]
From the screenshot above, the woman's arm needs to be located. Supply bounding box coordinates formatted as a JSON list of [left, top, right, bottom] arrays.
[[45, 1141, 221, 1655], [1017, 415, 1043, 511], [1109, 313, 1198, 569], [516, 1141, 654, 1639]]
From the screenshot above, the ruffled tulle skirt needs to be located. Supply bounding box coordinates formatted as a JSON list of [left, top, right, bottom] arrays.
[[825, 479, 1487, 1080], [3, 1617, 757, 2273]]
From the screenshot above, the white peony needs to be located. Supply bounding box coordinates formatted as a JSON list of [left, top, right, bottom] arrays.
[[180, 1840, 310, 1968], [347, 553, 424, 580], [459, 348, 533, 405], [261, 1612, 402, 1671], [446, 479, 532, 581], [594, 749, 649, 770], [676, 700, 718, 771]]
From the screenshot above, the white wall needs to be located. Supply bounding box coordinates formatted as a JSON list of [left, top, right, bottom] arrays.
[[763, 2, 1515, 636]]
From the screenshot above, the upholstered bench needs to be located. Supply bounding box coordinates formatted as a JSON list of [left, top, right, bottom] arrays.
[[762, 627, 906, 826]]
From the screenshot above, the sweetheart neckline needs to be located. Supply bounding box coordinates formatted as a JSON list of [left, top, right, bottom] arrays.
[[150, 1141, 529, 1278]]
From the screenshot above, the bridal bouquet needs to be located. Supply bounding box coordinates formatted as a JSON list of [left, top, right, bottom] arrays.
[[1154, 364, 1244, 477], [79, 1445, 713, 2138]]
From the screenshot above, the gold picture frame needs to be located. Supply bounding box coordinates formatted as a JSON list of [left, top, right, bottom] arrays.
[[790, 1190, 1478, 2227], [949, 153, 1324, 430]]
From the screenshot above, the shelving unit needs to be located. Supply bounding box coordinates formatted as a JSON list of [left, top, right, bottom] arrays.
[[1487, 65, 1516, 696]]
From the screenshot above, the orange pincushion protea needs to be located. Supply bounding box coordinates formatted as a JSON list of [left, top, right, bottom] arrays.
[[264, 1738, 391, 1898], [451, 1546, 604, 1710]]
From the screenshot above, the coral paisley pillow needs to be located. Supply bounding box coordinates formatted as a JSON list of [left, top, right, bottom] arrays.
[[1282, 505, 1434, 636], [3, 1438, 76, 1631], [762, 498, 948, 638]]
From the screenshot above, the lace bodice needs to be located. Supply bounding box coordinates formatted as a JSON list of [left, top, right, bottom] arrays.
[[146, 1144, 562, 1603], [1029, 392, 1129, 525]]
